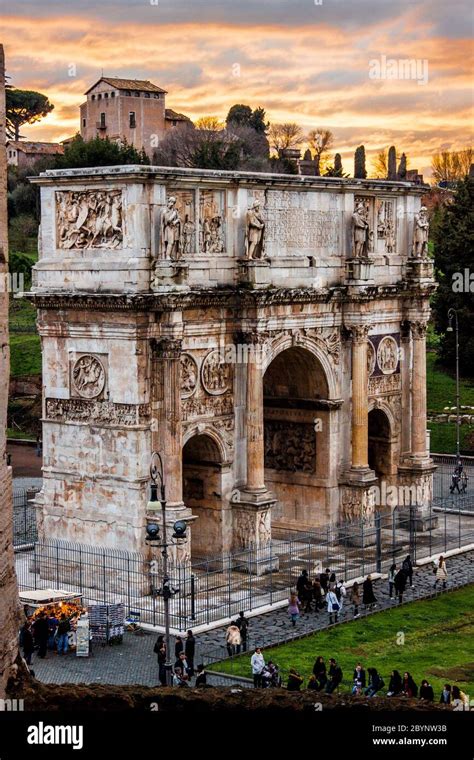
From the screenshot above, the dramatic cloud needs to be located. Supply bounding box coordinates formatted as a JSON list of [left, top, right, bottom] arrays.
[[2, 0, 472, 176]]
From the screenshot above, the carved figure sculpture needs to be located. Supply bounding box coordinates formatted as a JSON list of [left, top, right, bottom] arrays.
[[352, 202, 370, 258], [160, 196, 182, 259], [412, 206, 429, 258], [245, 200, 265, 259]]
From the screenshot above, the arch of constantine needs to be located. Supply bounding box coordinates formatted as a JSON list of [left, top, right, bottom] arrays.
[[29, 165, 436, 560]]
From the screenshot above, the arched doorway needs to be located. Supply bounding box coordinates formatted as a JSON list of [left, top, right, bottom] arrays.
[[182, 433, 229, 559], [368, 408, 392, 478], [262, 346, 337, 529]]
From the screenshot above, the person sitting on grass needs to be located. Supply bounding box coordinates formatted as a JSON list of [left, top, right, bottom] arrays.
[[325, 658, 343, 694], [365, 667, 384, 697], [387, 670, 403, 696], [419, 679, 434, 701], [286, 668, 304, 691]]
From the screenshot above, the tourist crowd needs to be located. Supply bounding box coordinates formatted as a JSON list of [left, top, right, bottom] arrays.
[[249, 649, 469, 708]]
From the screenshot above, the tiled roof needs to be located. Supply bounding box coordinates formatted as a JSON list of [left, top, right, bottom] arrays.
[[85, 77, 167, 95], [165, 108, 192, 122], [7, 141, 64, 155]]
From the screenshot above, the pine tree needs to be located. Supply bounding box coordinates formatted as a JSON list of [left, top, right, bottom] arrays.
[[432, 177, 474, 376], [354, 146, 366, 178], [388, 146, 397, 180], [397, 153, 407, 180], [334, 153, 343, 177]]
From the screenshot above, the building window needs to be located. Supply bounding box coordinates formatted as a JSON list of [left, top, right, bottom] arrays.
[[111, 92, 115, 98], [104, 93, 108, 99], [129, 111, 136, 128], [125, 90, 131, 96], [91, 94, 96, 100], [82, 118, 86, 128], [144, 92, 150, 98], [100, 112, 106, 128], [98, 94, 102, 100], [134, 91, 140, 97]]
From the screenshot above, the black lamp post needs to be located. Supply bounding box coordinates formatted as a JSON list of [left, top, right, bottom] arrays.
[[446, 309, 460, 463], [146, 451, 187, 687]]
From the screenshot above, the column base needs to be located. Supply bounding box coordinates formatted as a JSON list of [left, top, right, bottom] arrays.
[[396, 461, 438, 531], [338, 474, 378, 530], [345, 257, 375, 284], [341, 466, 378, 485], [230, 488, 279, 574], [405, 258, 435, 284], [396, 506, 438, 532]]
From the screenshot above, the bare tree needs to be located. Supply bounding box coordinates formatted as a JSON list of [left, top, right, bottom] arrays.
[[307, 128, 334, 172], [194, 116, 224, 131], [154, 124, 241, 170], [432, 148, 473, 183], [268, 122, 305, 155]]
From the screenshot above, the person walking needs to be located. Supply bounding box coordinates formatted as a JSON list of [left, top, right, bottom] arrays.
[[47, 612, 58, 651], [325, 658, 343, 694], [236, 611, 249, 652], [287, 668, 304, 691], [439, 684, 452, 705], [20, 622, 34, 666], [251, 647, 265, 688], [365, 667, 384, 697], [402, 555, 413, 587], [328, 571, 337, 591], [157, 643, 167, 686], [362, 575, 377, 611], [174, 635, 184, 659], [351, 581, 361, 619], [326, 588, 340, 624], [319, 568, 329, 594], [312, 656, 327, 690], [225, 622, 241, 656], [288, 591, 301, 627], [434, 555, 448, 591], [402, 671, 418, 698], [335, 579, 346, 612], [296, 570, 312, 613], [32, 613, 49, 659], [388, 563, 397, 599], [394, 566, 407, 605], [420, 679, 434, 701], [185, 630, 196, 675], [387, 670, 403, 696], [312, 579, 323, 612]]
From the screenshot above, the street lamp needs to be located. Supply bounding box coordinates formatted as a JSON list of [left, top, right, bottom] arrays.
[[446, 309, 460, 463], [145, 451, 188, 687]]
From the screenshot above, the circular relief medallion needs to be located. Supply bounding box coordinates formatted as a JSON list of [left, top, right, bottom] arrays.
[[201, 349, 230, 395], [377, 336, 399, 375], [367, 340, 376, 376], [180, 353, 198, 398], [72, 354, 106, 399]]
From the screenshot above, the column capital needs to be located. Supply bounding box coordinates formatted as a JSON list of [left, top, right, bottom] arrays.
[[346, 323, 371, 344], [410, 320, 428, 339], [150, 337, 182, 359]]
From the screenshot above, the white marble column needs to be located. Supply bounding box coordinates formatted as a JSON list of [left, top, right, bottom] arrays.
[[350, 324, 370, 469], [410, 320, 429, 460]]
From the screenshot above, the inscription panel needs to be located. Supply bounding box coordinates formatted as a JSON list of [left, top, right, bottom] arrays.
[[263, 190, 341, 254]]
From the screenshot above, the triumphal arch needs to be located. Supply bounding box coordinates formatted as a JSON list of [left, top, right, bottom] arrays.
[[29, 166, 436, 560]]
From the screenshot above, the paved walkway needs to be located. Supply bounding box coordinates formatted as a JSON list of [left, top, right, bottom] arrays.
[[28, 551, 474, 686]]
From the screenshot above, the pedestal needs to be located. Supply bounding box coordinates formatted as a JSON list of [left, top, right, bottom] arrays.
[[405, 258, 435, 285], [345, 257, 375, 283], [231, 489, 279, 575], [237, 258, 271, 288], [151, 260, 190, 291], [397, 461, 438, 531]]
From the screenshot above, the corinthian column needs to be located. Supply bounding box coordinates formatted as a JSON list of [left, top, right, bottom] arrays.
[[350, 324, 370, 469], [150, 337, 184, 507], [246, 354, 265, 492], [411, 320, 428, 459]]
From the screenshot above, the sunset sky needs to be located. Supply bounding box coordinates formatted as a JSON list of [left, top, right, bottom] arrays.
[[2, 0, 473, 176]]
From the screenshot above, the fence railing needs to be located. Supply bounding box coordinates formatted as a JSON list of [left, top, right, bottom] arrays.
[[13, 489, 39, 546], [15, 500, 474, 632]]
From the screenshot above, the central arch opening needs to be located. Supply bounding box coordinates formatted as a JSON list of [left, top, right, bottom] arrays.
[[263, 346, 333, 530], [182, 433, 224, 559]]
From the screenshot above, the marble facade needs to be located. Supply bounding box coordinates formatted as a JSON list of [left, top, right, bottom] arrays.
[[29, 165, 437, 558]]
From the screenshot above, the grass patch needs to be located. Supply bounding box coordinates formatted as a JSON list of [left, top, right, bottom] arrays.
[[428, 422, 472, 455], [427, 352, 474, 413], [212, 586, 474, 697], [9, 334, 42, 376]]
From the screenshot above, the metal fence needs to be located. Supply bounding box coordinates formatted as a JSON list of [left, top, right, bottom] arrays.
[[13, 489, 39, 546], [15, 502, 474, 632], [432, 462, 474, 513]]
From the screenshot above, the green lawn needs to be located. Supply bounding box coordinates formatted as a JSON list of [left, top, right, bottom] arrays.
[[9, 334, 42, 376], [212, 586, 474, 697], [429, 422, 472, 455], [427, 352, 474, 413]]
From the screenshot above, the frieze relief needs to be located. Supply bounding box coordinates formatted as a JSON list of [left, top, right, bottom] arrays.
[[264, 420, 315, 473], [233, 508, 271, 549], [368, 373, 401, 395], [180, 353, 198, 398], [201, 349, 231, 395], [377, 336, 399, 375], [46, 398, 151, 427], [56, 190, 123, 250], [182, 393, 234, 421]]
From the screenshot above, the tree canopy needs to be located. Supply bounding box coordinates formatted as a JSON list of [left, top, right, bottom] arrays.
[[432, 177, 474, 376], [6, 88, 54, 140], [54, 135, 150, 169]]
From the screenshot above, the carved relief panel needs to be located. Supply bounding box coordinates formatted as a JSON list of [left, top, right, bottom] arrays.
[[56, 190, 123, 250], [160, 189, 227, 258], [264, 420, 315, 473], [199, 190, 226, 254], [69, 353, 108, 400], [376, 199, 396, 254]]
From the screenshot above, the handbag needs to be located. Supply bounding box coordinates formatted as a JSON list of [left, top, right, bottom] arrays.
[[332, 600, 340, 612]]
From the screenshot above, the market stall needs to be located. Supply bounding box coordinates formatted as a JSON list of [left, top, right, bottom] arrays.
[[19, 589, 88, 655]]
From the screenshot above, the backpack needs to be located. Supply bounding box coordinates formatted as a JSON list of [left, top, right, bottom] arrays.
[[379, 677, 385, 689], [402, 559, 410, 572], [335, 586, 341, 601]]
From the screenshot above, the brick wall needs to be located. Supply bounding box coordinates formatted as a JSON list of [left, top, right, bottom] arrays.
[[0, 43, 19, 698]]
